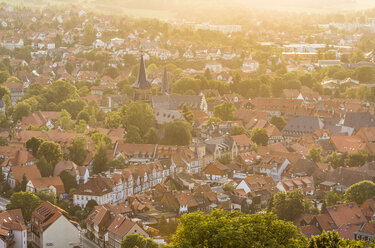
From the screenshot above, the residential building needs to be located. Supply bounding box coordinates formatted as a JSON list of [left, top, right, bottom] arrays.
[[276, 177, 315, 195], [0, 209, 27, 248], [107, 215, 149, 248], [74, 176, 114, 208], [30, 202, 80, 248]]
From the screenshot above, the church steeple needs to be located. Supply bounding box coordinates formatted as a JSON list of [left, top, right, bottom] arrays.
[[133, 55, 152, 103], [133, 55, 151, 89], [160, 65, 169, 94]]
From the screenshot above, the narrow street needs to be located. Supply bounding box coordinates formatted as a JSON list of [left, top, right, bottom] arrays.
[[81, 234, 100, 248]]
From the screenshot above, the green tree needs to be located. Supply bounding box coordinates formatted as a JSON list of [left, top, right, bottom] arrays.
[[251, 128, 269, 146], [85, 199, 98, 213], [206, 116, 221, 126], [46, 80, 78, 104], [222, 184, 235, 191], [124, 125, 143, 144], [36, 156, 53, 177], [105, 111, 121, 129], [83, 23, 96, 45], [307, 147, 323, 163], [271, 190, 305, 221], [171, 210, 306, 248], [308, 231, 366, 248], [0, 71, 9, 83], [76, 110, 90, 123], [327, 152, 342, 168], [37, 141, 63, 166], [68, 136, 88, 166], [354, 66, 375, 83], [26, 137, 45, 157], [75, 119, 87, 133], [325, 191, 344, 207], [6, 191, 42, 221], [213, 102, 236, 121], [344, 149, 370, 167], [13, 102, 31, 122], [121, 102, 155, 137], [144, 127, 159, 144], [59, 171, 77, 193], [344, 180, 375, 205], [56, 109, 75, 130], [0, 137, 7, 146], [182, 104, 194, 123], [270, 116, 287, 131], [231, 126, 248, 136], [37, 190, 57, 204], [3, 94, 12, 118], [163, 120, 192, 146], [92, 142, 108, 174], [0, 85, 10, 100], [121, 233, 158, 248], [60, 99, 86, 119], [21, 174, 27, 192], [90, 131, 112, 149]]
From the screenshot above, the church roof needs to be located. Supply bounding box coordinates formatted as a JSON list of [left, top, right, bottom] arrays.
[[133, 55, 151, 89], [160, 66, 169, 93]]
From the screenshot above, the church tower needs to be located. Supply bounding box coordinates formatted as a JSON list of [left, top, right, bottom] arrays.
[[133, 55, 152, 103], [159, 65, 169, 94]]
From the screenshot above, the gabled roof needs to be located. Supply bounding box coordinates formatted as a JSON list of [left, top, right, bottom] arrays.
[[53, 160, 87, 177], [175, 191, 198, 208], [29, 176, 65, 194], [31, 201, 68, 233], [231, 134, 253, 147], [327, 202, 367, 226], [107, 215, 138, 237], [0, 209, 27, 231], [75, 176, 113, 196], [11, 165, 41, 184], [203, 161, 229, 176], [313, 214, 337, 231]]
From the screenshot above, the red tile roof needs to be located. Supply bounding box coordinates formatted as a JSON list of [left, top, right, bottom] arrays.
[[327, 203, 367, 226]]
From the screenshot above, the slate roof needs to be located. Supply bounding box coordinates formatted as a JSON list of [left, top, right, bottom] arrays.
[[343, 112, 375, 130], [282, 115, 324, 137], [159, 66, 169, 94], [133, 55, 151, 89], [152, 95, 203, 110]]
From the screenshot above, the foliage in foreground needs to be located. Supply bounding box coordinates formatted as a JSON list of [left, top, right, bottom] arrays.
[[169, 210, 306, 248]]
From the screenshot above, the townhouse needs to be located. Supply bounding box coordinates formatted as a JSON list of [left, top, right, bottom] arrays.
[[30, 202, 80, 248]]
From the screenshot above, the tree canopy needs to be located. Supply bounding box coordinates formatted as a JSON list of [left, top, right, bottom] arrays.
[[121, 233, 158, 248], [37, 141, 63, 166], [251, 128, 269, 146], [213, 102, 236, 121], [170, 210, 306, 248], [163, 120, 192, 146], [344, 180, 375, 205], [7, 191, 42, 221], [121, 102, 155, 138], [68, 136, 88, 166]]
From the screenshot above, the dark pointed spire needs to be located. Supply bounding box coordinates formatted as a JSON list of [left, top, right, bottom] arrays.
[[160, 65, 169, 94], [133, 55, 151, 89]]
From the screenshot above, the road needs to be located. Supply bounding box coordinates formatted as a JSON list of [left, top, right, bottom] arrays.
[[0, 196, 10, 210], [81, 234, 100, 248]]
